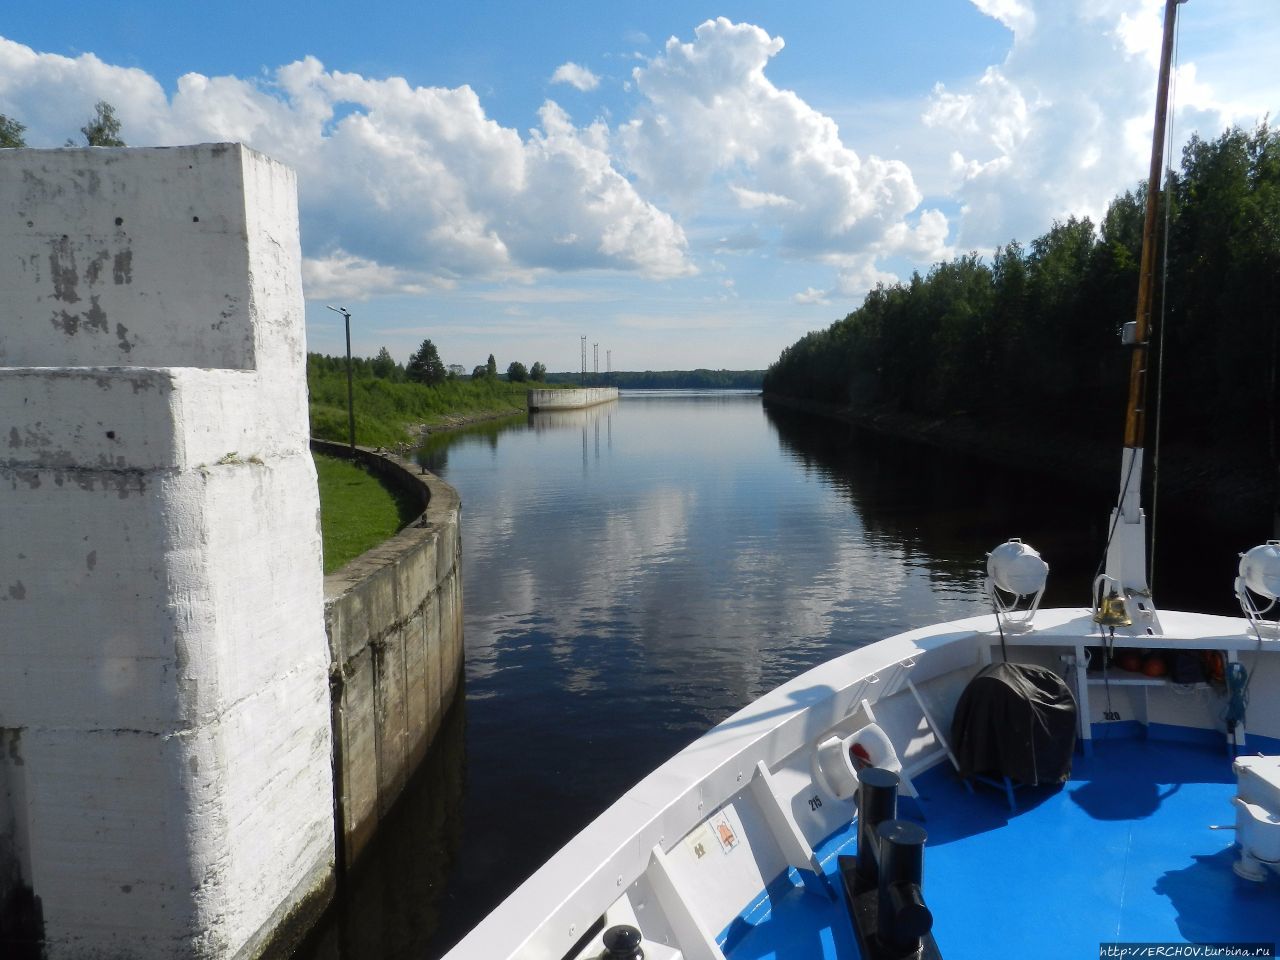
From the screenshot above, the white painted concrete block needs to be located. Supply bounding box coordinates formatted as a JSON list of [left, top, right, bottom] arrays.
[[0, 144, 334, 958]]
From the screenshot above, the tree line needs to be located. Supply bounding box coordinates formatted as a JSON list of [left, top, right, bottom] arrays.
[[545, 369, 765, 389], [309, 341, 547, 386], [315, 340, 548, 386], [763, 124, 1279, 464]]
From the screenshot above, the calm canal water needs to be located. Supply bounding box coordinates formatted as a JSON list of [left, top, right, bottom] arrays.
[[297, 390, 1250, 959]]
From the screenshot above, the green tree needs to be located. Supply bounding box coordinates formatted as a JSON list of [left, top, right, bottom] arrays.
[[406, 338, 446, 386], [507, 361, 528, 382], [0, 114, 26, 148], [80, 101, 126, 147], [371, 346, 397, 379], [762, 120, 1280, 473], [471, 364, 488, 379], [530, 361, 547, 381], [486, 353, 497, 378]]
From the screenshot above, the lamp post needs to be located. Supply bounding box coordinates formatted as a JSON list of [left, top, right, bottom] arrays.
[[326, 305, 355, 452]]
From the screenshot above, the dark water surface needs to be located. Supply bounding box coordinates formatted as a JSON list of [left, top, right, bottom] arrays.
[[297, 391, 1252, 959]]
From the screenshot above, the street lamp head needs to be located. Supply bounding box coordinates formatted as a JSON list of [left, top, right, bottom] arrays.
[[326, 304, 351, 319]]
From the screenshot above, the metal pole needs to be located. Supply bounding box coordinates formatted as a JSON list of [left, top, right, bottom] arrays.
[[1123, 0, 1181, 452], [327, 305, 355, 452]]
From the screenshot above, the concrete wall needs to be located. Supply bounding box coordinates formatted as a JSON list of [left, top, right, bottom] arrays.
[[0, 146, 334, 959], [526, 386, 619, 410], [312, 441, 465, 867]]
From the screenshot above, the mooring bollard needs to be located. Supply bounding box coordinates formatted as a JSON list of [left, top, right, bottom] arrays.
[[876, 819, 933, 955], [855, 766, 901, 895], [600, 924, 644, 960]]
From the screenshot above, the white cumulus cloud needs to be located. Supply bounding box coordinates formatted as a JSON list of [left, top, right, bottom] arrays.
[[619, 18, 951, 273], [793, 287, 830, 306], [0, 38, 691, 298], [550, 62, 600, 91], [922, 0, 1269, 250], [9, 5, 1263, 316]]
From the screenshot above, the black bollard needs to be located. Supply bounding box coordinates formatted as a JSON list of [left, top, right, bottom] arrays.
[[854, 767, 900, 895], [600, 924, 644, 960], [876, 819, 933, 956]]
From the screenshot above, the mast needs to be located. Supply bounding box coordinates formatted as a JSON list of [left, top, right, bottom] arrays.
[[1103, 0, 1183, 601]]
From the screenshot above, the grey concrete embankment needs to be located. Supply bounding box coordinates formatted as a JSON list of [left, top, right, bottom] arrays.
[[527, 386, 619, 410], [311, 439, 465, 867]]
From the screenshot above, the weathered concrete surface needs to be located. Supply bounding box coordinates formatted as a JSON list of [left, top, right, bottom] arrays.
[[0, 146, 334, 959], [312, 440, 465, 867], [526, 386, 619, 410]]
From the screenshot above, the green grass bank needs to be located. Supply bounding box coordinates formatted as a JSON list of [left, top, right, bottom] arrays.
[[313, 453, 420, 573], [309, 357, 567, 447]]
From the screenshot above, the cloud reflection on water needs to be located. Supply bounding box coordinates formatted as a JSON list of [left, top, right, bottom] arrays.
[[432, 393, 1007, 722]]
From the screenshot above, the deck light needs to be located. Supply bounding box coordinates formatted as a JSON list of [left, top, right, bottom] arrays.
[[1236, 540, 1280, 630], [984, 539, 1048, 628]]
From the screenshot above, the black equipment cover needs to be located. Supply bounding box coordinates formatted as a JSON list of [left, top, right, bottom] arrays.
[[951, 662, 1077, 785]]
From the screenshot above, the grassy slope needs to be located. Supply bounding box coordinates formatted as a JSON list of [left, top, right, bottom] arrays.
[[313, 453, 421, 574], [310, 372, 572, 568], [309, 373, 558, 447]]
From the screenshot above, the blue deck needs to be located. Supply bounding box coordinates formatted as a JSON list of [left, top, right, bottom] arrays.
[[723, 738, 1280, 959]]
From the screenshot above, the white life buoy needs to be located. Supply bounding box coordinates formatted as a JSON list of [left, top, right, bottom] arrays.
[[847, 722, 901, 775], [813, 722, 902, 800]]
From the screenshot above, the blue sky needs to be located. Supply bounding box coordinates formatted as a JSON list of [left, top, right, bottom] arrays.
[[2, 1, 1276, 372]]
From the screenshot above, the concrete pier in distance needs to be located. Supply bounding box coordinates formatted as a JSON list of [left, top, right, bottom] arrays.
[[527, 386, 619, 411]]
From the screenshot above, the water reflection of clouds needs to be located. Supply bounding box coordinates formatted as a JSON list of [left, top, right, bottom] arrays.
[[441, 392, 999, 726], [598, 486, 695, 582], [465, 484, 696, 670]]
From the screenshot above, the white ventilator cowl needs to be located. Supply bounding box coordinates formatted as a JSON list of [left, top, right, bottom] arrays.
[[988, 539, 1049, 596], [1240, 541, 1280, 601]]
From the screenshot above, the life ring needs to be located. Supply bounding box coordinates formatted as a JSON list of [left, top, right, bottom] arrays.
[[847, 722, 902, 775], [813, 722, 902, 801]]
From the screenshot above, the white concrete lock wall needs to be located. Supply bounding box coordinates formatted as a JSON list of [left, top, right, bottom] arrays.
[[526, 386, 619, 410], [0, 145, 334, 958]]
